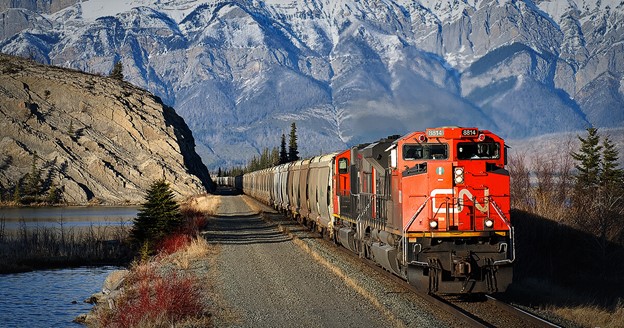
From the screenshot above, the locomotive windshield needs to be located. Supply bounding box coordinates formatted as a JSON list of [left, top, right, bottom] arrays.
[[403, 144, 448, 160], [457, 142, 500, 160]]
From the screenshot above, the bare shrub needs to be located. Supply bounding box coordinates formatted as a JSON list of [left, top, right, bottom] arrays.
[[0, 218, 131, 273], [508, 151, 533, 211]]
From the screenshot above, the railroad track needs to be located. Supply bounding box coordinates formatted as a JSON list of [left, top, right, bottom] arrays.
[[262, 212, 561, 327], [333, 242, 561, 327]]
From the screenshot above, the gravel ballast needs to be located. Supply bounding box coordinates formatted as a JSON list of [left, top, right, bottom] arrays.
[[204, 195, 457, 327]]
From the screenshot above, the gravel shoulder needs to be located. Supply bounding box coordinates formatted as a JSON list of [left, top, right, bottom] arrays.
[[203, 194, 457, 328]]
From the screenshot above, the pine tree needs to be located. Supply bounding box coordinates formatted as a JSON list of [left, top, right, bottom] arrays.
[[571, 129, 624, 255], [46, 184, 59, 204], [109, 60, 124, 81], [68, 120, 74, 137], [571, 127, 602, 192], [571, 128, 603, 230], [13, 184, 21, 204], [598, 136, 624, 243], [271, 147, 280, 166], [600, 136, 624, 192], [279, 134, 288, 164], [288, 122, 299, 162], [25, 152, 41, 198], [130, 179, 183, 253]]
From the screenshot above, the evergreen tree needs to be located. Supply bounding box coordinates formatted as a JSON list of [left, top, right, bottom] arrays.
[[130, 179, 183, 253], [68, 120, 74, 137], [271, 147, 280, 166], [279, 134, 288, 164], [598, 136, 624, 243], [260, 147, 270, 168], [571, 129, 624, 252], [571, 127, 602, 192], [110, 60, 124, 81], [288, 122, 299, 162], [217, 167, 223, 177], [25, 152, 41, 198], [13, 184, 21, 204], [46, 184, 59, 204], [571, 128, 602, 230], [601, 136, 624, 192]]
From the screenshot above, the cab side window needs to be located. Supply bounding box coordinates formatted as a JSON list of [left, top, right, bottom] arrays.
[[338, 158, 349, 174]]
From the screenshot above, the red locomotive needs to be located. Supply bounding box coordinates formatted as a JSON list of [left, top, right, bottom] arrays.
[[221, 126, 514, 294]]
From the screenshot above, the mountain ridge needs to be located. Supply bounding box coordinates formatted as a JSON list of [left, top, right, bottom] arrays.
[[1, 0, 623, 168]]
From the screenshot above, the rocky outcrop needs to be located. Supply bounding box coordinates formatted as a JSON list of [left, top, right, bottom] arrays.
[[0, 54, 213, 204], [75, 269, 129, 325]]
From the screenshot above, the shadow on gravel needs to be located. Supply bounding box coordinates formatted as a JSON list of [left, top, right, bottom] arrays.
[[203, 214, 292, 245], [262, 213, 324, 241], [213, 186, 241, 196]]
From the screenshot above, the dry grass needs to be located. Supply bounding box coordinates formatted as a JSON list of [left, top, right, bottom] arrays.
[[550, 304, 624, 328], [508, 278, 624, 328], [0, 219, 131, 273], [181, 194, 221, 216], [167, 236, 214, 270]]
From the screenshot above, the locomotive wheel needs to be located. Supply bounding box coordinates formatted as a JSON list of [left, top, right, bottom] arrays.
[[320, 227, 330, 240]]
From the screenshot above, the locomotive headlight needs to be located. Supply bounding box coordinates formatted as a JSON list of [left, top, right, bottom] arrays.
[[429, 220, 438, 229], [454, 167, 464, 184], [484, 218, 494, 228]]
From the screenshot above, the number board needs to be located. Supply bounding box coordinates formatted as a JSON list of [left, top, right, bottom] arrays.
[[427, 129, 444, 137], [461, 129, 478, 137]]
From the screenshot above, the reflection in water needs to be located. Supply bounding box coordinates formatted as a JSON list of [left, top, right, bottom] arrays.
[[0, 207, 138, 233], [0, 266, 117, 327]]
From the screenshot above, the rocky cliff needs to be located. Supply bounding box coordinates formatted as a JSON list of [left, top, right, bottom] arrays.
[[0, 54, 213, 204]]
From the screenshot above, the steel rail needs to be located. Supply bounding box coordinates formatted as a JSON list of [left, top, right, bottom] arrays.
[[485, 295, 562, 328], [326, 240, 489, 328]]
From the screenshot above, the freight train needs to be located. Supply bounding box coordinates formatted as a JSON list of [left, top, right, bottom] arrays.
[[217, 126, 514, 294]]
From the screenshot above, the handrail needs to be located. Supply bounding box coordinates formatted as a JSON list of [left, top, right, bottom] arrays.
[[490, 198, 515, 265], [402, 196, 430, 265]]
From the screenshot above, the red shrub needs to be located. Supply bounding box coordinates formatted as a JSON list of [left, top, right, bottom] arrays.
[[157, 233, 191, 255], [179, 215, 208, 236], [99, 268, 204, 327]]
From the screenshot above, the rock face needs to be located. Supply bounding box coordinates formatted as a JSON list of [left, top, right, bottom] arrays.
[[0, 54, 213, 204]]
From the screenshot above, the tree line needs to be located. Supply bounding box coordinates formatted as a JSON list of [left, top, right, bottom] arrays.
[[218, 122, 300, 177], [509, 127, 624, 282], [0, 152, 62, 205]]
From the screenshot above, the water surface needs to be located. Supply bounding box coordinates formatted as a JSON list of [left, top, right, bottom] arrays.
[[0, 266, 118, 327], [0, 206, 137, 233]]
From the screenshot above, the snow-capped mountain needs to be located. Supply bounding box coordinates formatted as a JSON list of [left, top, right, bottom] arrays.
[[1, 0, 623, 169]]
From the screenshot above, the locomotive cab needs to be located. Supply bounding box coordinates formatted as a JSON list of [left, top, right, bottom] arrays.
[[395, 127, 514, 293]]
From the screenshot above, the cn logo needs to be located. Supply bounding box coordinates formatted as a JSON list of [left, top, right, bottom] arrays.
[[430, 188, 489, 214]]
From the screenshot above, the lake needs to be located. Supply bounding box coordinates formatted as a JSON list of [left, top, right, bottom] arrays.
[[0, 266, 118, 327], [0, 206, 138, 234], [0, 207, 136, 326]]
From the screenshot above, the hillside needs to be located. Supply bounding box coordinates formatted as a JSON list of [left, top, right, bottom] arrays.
[[0, 54, 213, 204]]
